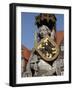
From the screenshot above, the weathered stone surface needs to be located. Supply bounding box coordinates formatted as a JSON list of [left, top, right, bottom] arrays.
[[23, 53, 64, 77]]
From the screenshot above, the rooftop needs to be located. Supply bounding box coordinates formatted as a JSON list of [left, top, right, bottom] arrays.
[[56, 31, 64, 46]]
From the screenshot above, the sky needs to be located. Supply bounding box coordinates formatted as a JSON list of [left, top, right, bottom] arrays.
[[21, 12, 64, 50]]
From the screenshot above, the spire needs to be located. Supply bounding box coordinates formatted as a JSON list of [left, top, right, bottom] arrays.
[[34, 31, 37, 48]]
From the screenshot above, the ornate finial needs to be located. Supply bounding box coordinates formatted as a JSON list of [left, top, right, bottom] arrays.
[[35, 14, 56, 29]]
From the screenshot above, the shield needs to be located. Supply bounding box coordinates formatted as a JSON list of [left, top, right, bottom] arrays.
[[34, 35, 60, 61]]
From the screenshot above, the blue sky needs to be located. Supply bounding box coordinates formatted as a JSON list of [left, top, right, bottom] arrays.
[[21, 12, 64, 50]]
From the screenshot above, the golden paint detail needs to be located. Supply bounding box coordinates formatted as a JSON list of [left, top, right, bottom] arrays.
[[34, 35, 60, 61]]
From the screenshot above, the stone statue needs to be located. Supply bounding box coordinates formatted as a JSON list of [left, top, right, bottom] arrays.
[[22, 14, 64, 77]]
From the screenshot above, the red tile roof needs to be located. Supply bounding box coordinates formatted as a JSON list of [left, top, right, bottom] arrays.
[[55, 31, 64, 46], [22, 45, 31, 61]]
